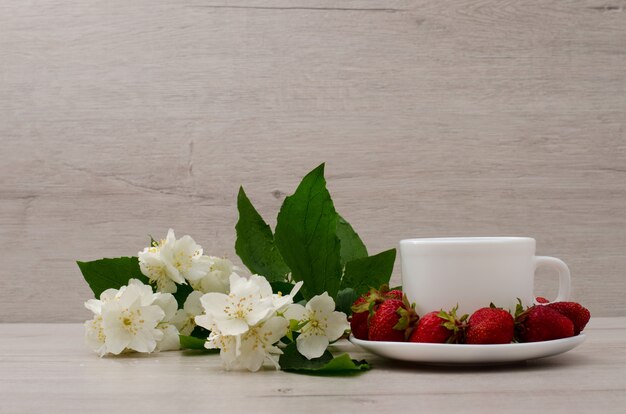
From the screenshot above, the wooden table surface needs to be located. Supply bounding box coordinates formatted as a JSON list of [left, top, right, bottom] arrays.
[[1, 318, 625, 413]]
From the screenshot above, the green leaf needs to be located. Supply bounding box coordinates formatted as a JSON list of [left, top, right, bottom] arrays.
[[274, 163, 343, 300], [235, 187, 290, 282], [77, 257, 150, 298], [279, 343, 369, 374], [318, 354, 370, 372], [179, 335, 219, 353], [335, 287, 358, 315], [340, 249, 396, 297], [336, 215, 368, 265]]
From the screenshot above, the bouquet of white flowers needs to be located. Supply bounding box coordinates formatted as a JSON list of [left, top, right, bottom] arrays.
[[79, 164, 396, 374]]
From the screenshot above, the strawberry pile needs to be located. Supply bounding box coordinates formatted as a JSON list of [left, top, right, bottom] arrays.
[[350, 287, 590, 344]]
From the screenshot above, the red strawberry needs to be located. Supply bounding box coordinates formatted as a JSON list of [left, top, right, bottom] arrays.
[[545, 302, 590, 335], [409, 306, 467, 344], [349, 286, 406, 340], [466, 306, 514, 344], [368, 298, 417, 342], [515, 305, 575, 342], [535, 296, 550, 304], [350, 295, 375, 340], [385, 289, 403, 301]]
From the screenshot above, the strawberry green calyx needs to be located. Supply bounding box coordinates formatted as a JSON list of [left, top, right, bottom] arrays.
[[350, 287, 385, 314], [393, 305, 418, 331], [437, 305, 468, 344], [350, 284, 401, 314], [514, 298, 528, 319], [392, 294, 418, 340]]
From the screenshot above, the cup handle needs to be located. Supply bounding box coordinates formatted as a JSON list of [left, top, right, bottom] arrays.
[[534, 256, 571, 303]]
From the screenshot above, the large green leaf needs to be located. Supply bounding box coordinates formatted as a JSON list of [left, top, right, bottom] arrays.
[[235, 187, 290, 282], [340, 249, 396, 296], [336, 215, 368, 265], [279, 343, 369, 374], [274, 163, 343, 300], [77, 257, 150, 298]]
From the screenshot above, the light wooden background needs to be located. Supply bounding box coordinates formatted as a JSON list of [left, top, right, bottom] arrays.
[[1, 0, 625, 322]]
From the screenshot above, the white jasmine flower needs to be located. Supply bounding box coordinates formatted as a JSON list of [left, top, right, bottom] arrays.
[[196, 273, 302, 371], [284, 292, 349, 360], [100, 282, 165, 355], [171, 290, 204, 336], [159, 229, 212, 282], [84, 279, 181, 355], [206, 316, 289, 371], [138, 246, 181, 293], [138, 229, 211, 293], [196, 273, 275, 336]]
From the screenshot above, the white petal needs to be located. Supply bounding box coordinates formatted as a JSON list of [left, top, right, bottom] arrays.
[[259, 316, 290, 344], [153, 293, 178, 322], [185, 261, 210, 282], [158, 278, 178, 294], [217, 338, 238, 369], [324, 311, 350, 342], [239, 347, 266, 372], [84, 299, 103, 315], [84, 317, 106, 355], [306, 292, 336, 315], [194, 314, 215, 331], [183, 290, 204, 316], [199, 273, 230, 294], [164, 262, 185, 284], [170, 309, 189, 332], [229, 273, 252, 295], [272, 294, 294, 313], [141, 305, 166, 327], [289, 281, 303, 298], [296, 334, 329, 360], [156, 324, 180, 351], [116, 285, 142, 309], [100, 288, 119, 303], [215, 317, 250, 336], [199, 292, 229, 316], [250, 274, 273, 298], [103, 327, 131, 355], [127, 334, 152, 353], [135, 282, 157, 306], [245, 302, 274, 326], [165, 228, 176, 245], [177, 235, 199, 254], [283, 303, 307, 322]]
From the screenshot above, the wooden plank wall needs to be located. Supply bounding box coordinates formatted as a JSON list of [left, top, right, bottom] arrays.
[[1, 0, 624, 321]]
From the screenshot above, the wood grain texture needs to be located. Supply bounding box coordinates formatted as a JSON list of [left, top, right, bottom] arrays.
[[1, 318, 625, 413], [0, 0, 625, 321]]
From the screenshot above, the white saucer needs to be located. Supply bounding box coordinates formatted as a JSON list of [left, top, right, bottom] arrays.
[[349, 334, 586, 365]]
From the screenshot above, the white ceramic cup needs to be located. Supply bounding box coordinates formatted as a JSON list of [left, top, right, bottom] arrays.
[[400, 237, 571, 316]]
